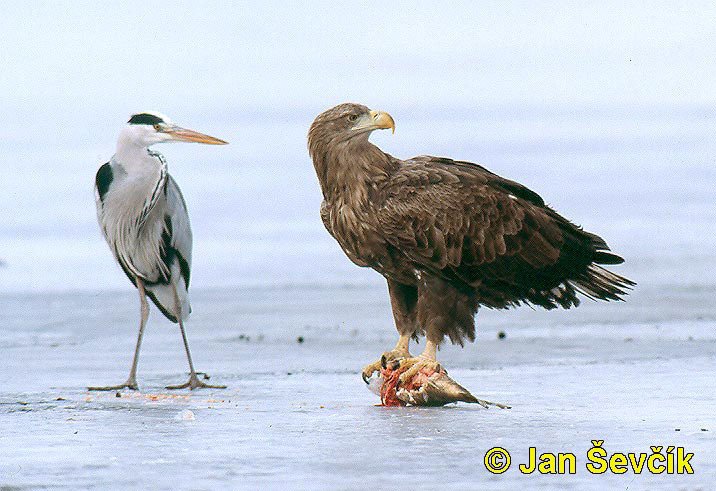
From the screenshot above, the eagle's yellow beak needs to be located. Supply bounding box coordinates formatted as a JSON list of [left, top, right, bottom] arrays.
[[164, 126, 229, 145], [368, 110, 395, 134]]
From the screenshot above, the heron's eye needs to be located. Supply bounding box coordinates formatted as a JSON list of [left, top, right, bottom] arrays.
[[348, 114, 358, 122], [153, 123, 161, 131]]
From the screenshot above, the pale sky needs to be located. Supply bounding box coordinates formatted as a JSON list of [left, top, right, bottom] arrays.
[[1, 1, 715, 121]]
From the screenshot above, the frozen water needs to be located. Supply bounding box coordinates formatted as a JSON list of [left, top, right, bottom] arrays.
[[0, 285, 714, 489]]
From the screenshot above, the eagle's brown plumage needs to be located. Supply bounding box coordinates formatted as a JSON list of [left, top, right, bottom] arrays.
[[309, 103, 634, 349]]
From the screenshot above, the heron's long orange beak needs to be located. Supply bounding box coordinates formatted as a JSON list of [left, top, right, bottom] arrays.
[[165, 126, 228, 145]]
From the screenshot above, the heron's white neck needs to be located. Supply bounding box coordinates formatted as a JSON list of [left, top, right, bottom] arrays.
[[114, 130, 164, 175]]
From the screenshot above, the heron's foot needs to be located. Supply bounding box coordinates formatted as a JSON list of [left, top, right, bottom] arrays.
[[166, 372, 226, 390], [88, 378, 138, 391], [362, 348, 411, 383], [396, 356, 441, 387]]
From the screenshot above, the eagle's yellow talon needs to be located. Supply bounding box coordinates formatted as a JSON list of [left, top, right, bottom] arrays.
[[361, 348, 411, 383], [397, 357, 441, 386]]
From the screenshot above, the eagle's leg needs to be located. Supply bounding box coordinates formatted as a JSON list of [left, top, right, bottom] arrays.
[[361, 333, 411, 383], [396, 340, 441, 386], [396, 275, 474, 386], [88, 278, 149, 391], [166, 283, 226, 390], [361, 280, 418, 383]]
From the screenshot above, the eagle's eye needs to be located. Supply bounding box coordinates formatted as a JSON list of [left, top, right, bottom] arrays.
[[348, 114, 359, 122]]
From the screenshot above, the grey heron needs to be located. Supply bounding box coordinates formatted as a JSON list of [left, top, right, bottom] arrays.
[[89, 112, 228, 391]]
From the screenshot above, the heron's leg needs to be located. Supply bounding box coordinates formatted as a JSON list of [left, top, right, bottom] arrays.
[[88, 279, 149, 391], [166, 283, 226, 390], [361, 280, 417, 383]]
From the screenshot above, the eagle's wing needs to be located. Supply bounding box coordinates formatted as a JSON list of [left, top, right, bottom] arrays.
[[377, 156, 631, 309], [321, 200, 370, 267]]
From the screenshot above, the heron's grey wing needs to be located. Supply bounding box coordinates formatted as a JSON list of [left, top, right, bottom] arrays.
[[94, 162, 113, 239], [142, 175, 193, 323], [165, 175, 193, 288]]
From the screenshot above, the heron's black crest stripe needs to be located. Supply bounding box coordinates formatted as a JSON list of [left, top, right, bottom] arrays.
[[128, 113, 164, 125], [95, 162, 113, 202]]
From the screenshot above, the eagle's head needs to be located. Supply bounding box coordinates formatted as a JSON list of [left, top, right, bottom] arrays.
[[308, 103, 396, 195], [308, 103, 395, 150]]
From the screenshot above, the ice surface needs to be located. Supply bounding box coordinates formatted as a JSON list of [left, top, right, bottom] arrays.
[[0, 286, 714, 489]]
